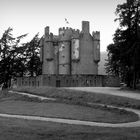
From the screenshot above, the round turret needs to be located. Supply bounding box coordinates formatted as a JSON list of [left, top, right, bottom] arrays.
[[93, 31, 100, 62], [58, 27, 73, 74]]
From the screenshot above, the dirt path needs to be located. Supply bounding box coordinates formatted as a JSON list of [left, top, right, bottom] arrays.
[[66, 87, 140, 100], [9, 90, 56, 101]]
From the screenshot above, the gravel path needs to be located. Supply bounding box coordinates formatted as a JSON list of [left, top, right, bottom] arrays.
[[9, 90, 56, 101]]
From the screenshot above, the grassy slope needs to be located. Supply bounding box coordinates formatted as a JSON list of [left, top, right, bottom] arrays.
[[0, 88, 140, 139], [15, 87, 140, 109], [0, 91, 138, 123]]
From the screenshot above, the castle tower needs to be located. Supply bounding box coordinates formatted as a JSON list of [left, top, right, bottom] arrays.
[[71, 21, 100, 75], [93, 31, 100, 63], [41, 21, 100, 75], [42, 26, 55, 74], [58, 27, 73, 74]]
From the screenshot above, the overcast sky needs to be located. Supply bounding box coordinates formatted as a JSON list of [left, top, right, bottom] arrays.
[[0, 0, 125, 52]]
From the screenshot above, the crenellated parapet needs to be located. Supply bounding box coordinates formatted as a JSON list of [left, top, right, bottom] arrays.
[[72, 29, 80, 39], [59, 27, 73, 41], [92, 31, 100, 41]]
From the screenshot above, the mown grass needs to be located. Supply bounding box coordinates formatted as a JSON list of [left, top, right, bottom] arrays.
[[0, 117, 140, 140], [0, 89, 138, 123], [15, 87, 140, 109], [0, 88, 140, 139]]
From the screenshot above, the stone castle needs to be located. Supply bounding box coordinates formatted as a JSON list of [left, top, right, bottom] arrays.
[[40, 21, 100, 75], [16, 21, 120, 87]]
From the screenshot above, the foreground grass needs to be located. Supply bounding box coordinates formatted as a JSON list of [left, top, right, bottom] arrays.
[[15, 87, 140, 109], [0, 117, 140, 140], [0, 88, 140, 139], [0, 90, 138, 123]]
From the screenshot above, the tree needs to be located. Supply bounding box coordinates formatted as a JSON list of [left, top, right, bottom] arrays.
[[24, 34, 42, 77], [0, 28, 27, 88], [106, 0, 140, 88]]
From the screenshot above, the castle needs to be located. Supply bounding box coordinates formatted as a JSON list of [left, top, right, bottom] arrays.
[[40, 21, 100, 75], [16, 21, 120, 87]]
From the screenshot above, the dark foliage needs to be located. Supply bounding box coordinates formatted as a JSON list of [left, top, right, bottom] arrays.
[[24, 34, 42, 77], [0, 28, 42, 88], [106, 0, 140, 88]]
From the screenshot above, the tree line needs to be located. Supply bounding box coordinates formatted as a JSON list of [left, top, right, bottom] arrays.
[[106, 0, 140, 89], [0, 28, 42, 88]]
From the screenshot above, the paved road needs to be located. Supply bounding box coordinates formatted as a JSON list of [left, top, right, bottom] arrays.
[[66, 87, 140, 100]]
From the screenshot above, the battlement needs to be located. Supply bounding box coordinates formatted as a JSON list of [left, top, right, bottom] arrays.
[[58, 27, 80, 40], [59, 27, 73, 34], [45, 21, 92, 42], [59, 27, 73, 40], [72, 29, 80, 38], [92, 31, 100, 41], [72, 29, 80, 33]]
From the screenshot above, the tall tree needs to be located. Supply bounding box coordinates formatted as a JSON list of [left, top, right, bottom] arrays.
[[106, 0, 140, 88], [0, 28, 27, 88], [24, 33, 42, 77]]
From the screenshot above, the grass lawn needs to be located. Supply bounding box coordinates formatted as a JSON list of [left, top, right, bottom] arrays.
[[0, 90, 138, 123], [15, 87, 140, 109], [0, 88, 140, 139], [0, 117, 140, 140]]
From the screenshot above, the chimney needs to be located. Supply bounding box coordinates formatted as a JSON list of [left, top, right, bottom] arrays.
[[82, 21, 89, 33], [45, 26, 49, 36]]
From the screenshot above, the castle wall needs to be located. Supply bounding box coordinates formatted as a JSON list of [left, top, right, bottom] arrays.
[[16, 75, 120, 88], [71, 39, 80, 60], [54, 44, 59, 74], [59, 41, 71, 74]]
